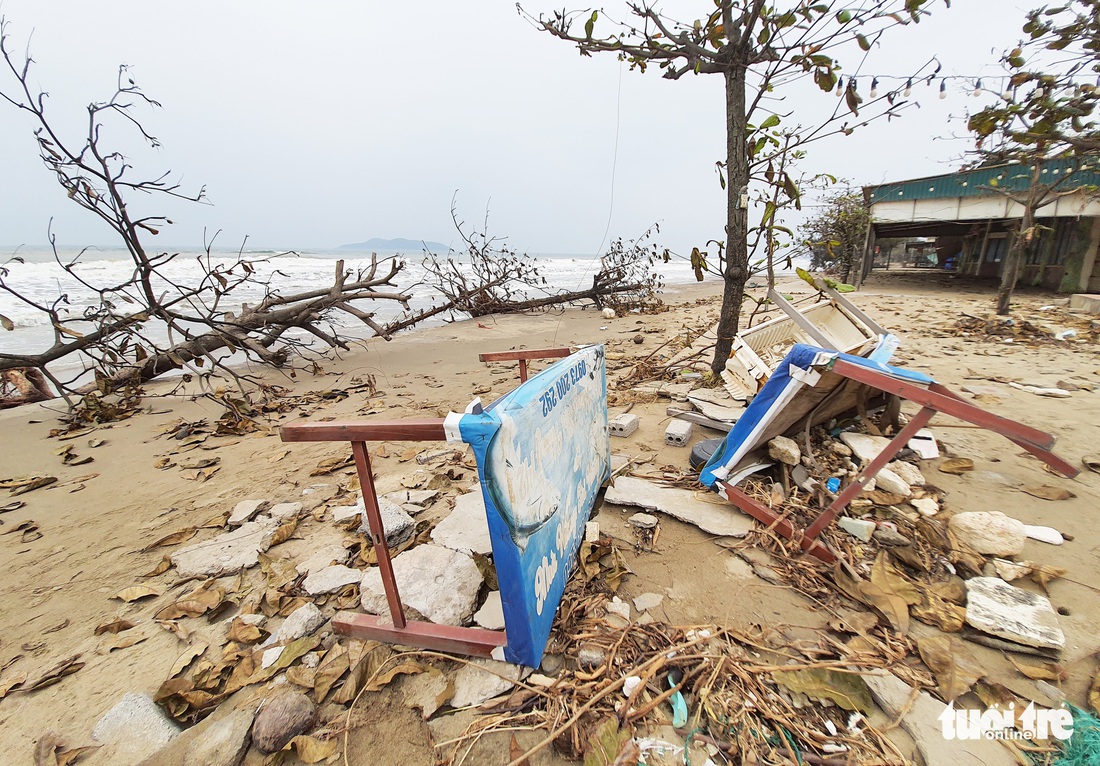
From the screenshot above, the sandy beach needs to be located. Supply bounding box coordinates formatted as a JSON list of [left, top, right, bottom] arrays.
[[1, 274, 1098, 765]]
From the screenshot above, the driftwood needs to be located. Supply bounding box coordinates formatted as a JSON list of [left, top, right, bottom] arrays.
[[0, 367, 56, 409]]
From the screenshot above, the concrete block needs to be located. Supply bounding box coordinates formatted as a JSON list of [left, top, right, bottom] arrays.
[[1070, 293, 1100, 314], [608, 413, 639, 438], [664, 418, 693, 447]]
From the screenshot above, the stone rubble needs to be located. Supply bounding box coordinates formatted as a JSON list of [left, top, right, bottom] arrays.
[[430, 490, 493, 555], [172, 517, 280, 578], [360, 544, 483, 625], [948, 511, 1027, 556]]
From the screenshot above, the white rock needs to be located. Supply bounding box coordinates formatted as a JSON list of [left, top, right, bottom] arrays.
[[627, 512, 659, 529], [92, 693, 180, 762], [360, 544, 483, 625], [331, 504, 360, 523], [268, 603, 326, 646], [887, 461, 926, 487], [267, 502, 302, 522], [838, 516, 875, 542], [948, 511, 1026, 556], [830, 441, 853, 457], [451, 659, 524, 707], [261, 646, 284, 669], [172, 518, 279, 578], [302, 565, 362, 596], [767, 435, 801, 466], [907, 429, 939, 459], [228, 499, 268, 526], [402, 668, 453, 719], [1009, 382, 1072, 398], [474, 591, 505, 630], [1024, 525, 1064, 545], [910, 497, 939, 517], [182, 709, 254, 766], [606, 597, 631, 621], [965, 576, 1065, 649], [430, 490, 492, 555], [872, 467, 912, 497], [357, 496, 415, 548], [686, 390, 743, 423], [605, 476, 752, 538], [602, 307, 616, 319], [838, 432, 893, 464], [632, 592, 664, 612], [296, 543, 350, 576]]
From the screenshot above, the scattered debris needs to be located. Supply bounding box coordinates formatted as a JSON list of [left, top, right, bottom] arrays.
[[171, 518, 279, 578], [964, 576, 1065, 650], [605, 476, 752, 538], [251, 690, 317, 754], [449, 659, 523, 707], [360, 544, 483, 625], [91, 693, 181, 763], [608, 413, 640, 438], [474, 592, 505, 630], [302, 565, 362, 596], [663, 418, 693, 447], [948, 511, 1026, 556], [429, 490, 492, 555]]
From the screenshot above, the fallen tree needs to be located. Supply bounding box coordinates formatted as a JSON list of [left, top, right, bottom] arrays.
[[0, 20, 657, 410]]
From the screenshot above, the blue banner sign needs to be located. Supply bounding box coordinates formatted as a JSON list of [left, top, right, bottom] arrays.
[[452, 346, 610, 666]]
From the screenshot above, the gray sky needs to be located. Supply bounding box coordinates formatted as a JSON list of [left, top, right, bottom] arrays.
[[0, 1, 1032, 255]]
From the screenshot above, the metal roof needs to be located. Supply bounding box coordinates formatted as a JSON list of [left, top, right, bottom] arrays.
[[866, 158, 1100, 204]]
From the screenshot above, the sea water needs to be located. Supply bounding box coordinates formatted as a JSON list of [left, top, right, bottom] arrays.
[[0, 245, 796, 383]]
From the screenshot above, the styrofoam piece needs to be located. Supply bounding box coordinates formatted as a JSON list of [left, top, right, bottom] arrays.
[[664, 419, 693, 447], [907, 428, 939, 459], [608, 413, 639, 438]]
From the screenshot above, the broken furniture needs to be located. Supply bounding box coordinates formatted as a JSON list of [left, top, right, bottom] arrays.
[[700, 343, 1079, 563], [280, 346, 610, 667], [723, 280, 899, 400]]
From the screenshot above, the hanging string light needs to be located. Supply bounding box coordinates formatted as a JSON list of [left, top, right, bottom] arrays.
[[870, 77, 878, 98], [903, 78, 912, 97]]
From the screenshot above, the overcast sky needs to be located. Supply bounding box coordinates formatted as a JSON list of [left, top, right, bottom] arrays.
[[0, 1, 1032, 255]]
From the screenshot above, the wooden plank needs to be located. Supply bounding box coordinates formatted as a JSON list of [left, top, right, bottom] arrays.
[[813, 278, 889, 336], [280, 419, 447, 443], [477, 347, 572, 363], [332, 612, 508, 657], [352, 441, 406, 628]]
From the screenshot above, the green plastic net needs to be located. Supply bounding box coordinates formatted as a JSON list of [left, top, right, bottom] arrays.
[[1051, 705, 1100, 766]]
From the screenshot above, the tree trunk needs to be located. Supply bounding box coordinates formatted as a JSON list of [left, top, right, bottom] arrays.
[[996, 164, 1043, 315], [711, 60, 750, 378]]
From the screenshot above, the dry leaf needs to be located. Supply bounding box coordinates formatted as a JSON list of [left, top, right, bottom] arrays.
[[168, 642, 209, 678], [153, 457, 173, 470], [1020, 485, 1076, 501], [332, 643, 390, 704], [34, 732, 62, 766], [288, 735, 338, 763], [178, 457, 219, 470], [311, 455, 353, 476], [510, 734, 529, 766], [1007, 655, 1065, 682], [155, 583, 226, 620], [286, 665, 317, 689], [917, 635, 985, 701], [938, 457, 975, 475], [0, 673, 27, 699], [583, 717, 633, 766], [141, 556, 172, 578], [141, 527, 197, 552], [112, 585, 162, 603], [773, 667, 874, 713], [44, 619, 70, 634], [99, 628, 151, 653], [226, 618, 266, 645], [1089, 669, 1100, 716], [55, 745, 100, 766], [313, 644, 350, 703], [93, 619, 135, 636], [156, 619, 194, 642], [365, 659, 425, 691], [270, 517, 298, 546], [22, 655, 84, 692], [248, 636, 321, 684], [834, 559, 910, 633], [8, 476, 57, 495]]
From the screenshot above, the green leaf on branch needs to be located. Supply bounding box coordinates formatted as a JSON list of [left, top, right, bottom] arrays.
[[796, 267, 817, 287], [585, 10, 597, 40], [836, 9, 853, 23], [856, 33, 871, 51], [760, 113, 780, 129]]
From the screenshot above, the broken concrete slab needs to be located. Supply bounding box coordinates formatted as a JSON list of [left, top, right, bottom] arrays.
[[357, 496, 415, 548], [838, 516, 875, 542], [767, 435, 801, 466], [872, 467, 912, 497], [604, 476, 752, 538], [631, 381, 695, 401], [450, 659, 524, 707], [267, 502, 302, 523], [172, 518, 279, 578], [949, 511, 1026, 556], [267, 602, 326, 646], [296, 543, 350, 576], [92, 692, 181, 763], [862, 671, 1015, 766], [686, 389, 743, 423], [965, 576, 1065, 650], [382, 489, 439, 513], [633, 592, 664, 612], [331, 504, 360, 523], [1009, 381, 1072, 398], [474, 591, 505, 631], [302, 564, 362, 596], [888, 460, 926, 487], [360, 544, 482, 625], [627, 512, 658, 529], [430, 490, 492, 556], [227, 499, 268, 527], [838, 432, 893, 464], [182, 709, 254, 766]]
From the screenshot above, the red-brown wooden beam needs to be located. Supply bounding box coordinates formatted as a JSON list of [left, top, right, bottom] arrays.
[[332, 612, 507, 657], [352, 440, 406, 628], [716, 481, 837, 563], [479, 347, 572, 383], [280, 419, 447, 443]]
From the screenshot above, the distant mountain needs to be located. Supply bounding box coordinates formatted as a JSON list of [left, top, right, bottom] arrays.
[[338, 237, 447, 252]]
